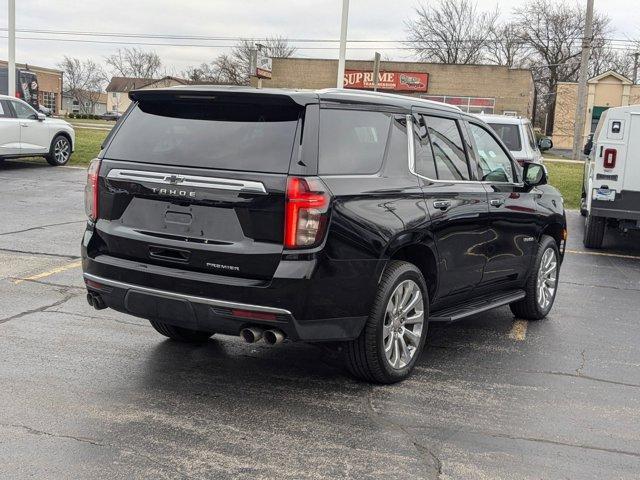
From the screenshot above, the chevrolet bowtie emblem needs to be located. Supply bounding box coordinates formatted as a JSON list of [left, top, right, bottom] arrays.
[[164, 174, 185, 185]]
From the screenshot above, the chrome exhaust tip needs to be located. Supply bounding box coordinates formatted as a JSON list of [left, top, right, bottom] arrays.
[[240, 327, 264, 344], [264, 329, 286, 346]]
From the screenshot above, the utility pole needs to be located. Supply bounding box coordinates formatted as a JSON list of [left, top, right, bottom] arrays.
[[632, 52, 639, 84], [336, 0, 349, 88], [8, 0, 16, 97], [372, 52, 381, 92], [572, 0, 595, 161]]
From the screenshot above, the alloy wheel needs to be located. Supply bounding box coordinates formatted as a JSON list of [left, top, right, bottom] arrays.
[[536, 248, 558, 310], [383, 279, 424, 370], [54, 139, 70, 164]]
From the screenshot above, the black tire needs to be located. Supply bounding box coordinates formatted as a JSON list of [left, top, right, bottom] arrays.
[[583, 213, 605, 249], [345, 261, 429, 384], [149, 320, 214, 343], [45, 135, 72, 166], [510, 235, 560, 321]]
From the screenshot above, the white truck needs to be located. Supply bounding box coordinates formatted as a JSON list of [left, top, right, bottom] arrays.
[[581, 105, 640, 248]]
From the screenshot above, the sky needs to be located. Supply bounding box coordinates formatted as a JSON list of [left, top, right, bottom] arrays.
[[1, 0, 638, 74]]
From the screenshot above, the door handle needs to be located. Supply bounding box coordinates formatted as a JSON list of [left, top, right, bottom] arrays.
[[433, 200, 451, 210], [490, 198, 505, 207], [20, 123, 29, 127]]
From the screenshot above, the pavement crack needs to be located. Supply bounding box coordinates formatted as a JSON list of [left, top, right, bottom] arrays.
[[0, 247, 80, 260], [526, 370, 640, 389], [561, 280, 640, 293], [0, 292, 78, 325], [4, 423, 104, 447], [0, 220, 85, 236], [365, 396, 442, 479], [484, 431, 640, 459]]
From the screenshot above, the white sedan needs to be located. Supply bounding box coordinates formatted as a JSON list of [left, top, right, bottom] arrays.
[[0, 94, 75, 166]]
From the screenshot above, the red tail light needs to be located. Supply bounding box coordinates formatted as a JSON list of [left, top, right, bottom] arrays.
[[15, 91, 21, 98], [85, 158, 101, 221], [603, 148, 617, 169], [284, 177, 330, 249]]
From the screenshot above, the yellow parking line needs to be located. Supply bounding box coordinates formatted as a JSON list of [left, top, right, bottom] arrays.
[[508, 320, 528, 341], [565, 249, 640, 261], [13, 260, 82, 284]]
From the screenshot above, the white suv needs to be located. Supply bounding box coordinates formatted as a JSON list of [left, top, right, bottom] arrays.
[[475, 114, 550, 166], [0, 94, 75, 166]]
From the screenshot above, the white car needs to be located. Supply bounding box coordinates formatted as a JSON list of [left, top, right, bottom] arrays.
[[474, 114, 550, 166], [0, 94, 75, 166]]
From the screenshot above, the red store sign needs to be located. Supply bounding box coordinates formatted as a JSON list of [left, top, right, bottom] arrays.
[[344, 70, 429, 92]]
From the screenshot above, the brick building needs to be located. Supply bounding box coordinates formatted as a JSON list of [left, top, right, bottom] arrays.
[[253, 58, 536, 118], [0, 60, 63, 114], [552, 71, 640, 150]]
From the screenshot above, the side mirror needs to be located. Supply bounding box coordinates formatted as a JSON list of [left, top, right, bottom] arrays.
[[583, 134, 594, 156], [523, 162, 548, 187], [538, 137, 553, 151], [37, 112, 46, 121]]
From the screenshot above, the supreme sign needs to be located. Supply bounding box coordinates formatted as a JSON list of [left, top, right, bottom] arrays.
[[344, 70, 429, 92]]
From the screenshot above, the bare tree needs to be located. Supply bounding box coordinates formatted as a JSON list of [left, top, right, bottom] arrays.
[[183, 37, 296, 86], [514, 0, 610, 133], [406, 0, 499, 64], [105, 48, 162, 78], [58, 56, 106, 114], [485, 22, 529, 68]]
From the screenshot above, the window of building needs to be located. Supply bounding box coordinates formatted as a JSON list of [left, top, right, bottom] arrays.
[[421, 95, 496, 115], [42, 91, 57, 112], [469, 123, 515, 183], [318, 109, 391, 175], [423, 116, 470, 181]]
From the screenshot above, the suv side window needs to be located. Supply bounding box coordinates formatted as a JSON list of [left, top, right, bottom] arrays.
[[0, 100, 13, 118], [319, 109, 391, 175], [11, 100, 38, 120], [469, 122, 515, 183], [526, 123, 538, 151], [412, 114, 438, 179], [423, 115, 470, 181]]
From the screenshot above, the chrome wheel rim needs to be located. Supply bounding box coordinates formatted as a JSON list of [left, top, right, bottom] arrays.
[[383, 279, 424, 370], [54, 139, 70, 163], [536, 248, 558, 310]]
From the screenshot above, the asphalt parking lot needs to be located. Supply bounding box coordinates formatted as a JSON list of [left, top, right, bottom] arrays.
[[1, 160, 639, 479]]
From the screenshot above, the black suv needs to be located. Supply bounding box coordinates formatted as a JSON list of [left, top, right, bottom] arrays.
[[82, 87, 566, 383]]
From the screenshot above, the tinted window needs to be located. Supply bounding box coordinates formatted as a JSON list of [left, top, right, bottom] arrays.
[[319, 109, 391, 175], [526, 123, 538, 150], [424, 116, 470, 181], [105, 100, 300, 173], [469, 123, 515, 183], [0, 100, 12, 118], [413, 115, 437, 179], [488, 123, 522, 151], [11, 100, 37, 120]]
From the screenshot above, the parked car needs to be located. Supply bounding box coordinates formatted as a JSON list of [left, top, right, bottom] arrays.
[[81, 87, 566, 383], [582, 105, 640, 248], [101, 111, 122, 121], [0, 94, 74, 166], [476, 114, 551, 166]]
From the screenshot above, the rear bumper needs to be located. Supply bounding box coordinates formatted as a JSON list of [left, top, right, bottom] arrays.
[[591, 190, 640, 221], [81, 245, 378, 342]]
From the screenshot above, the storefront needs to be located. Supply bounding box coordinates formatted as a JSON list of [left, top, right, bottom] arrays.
[[0, 60, 63, 114], [253, 58, 535, 118]]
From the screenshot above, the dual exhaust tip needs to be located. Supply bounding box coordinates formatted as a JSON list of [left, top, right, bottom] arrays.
[[240, 326, 285, 345], [86, 292, 106, 310]]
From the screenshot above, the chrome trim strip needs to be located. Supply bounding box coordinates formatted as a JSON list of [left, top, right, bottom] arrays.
[[106, 169, 267, 194], [405, 114, 524, 187], [83, 273, 292, 316]]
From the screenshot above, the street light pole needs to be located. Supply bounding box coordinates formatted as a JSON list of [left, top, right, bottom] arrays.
[[572, 0, 595, 161], [8, 0, 16, 97], [336, 0, 349, 88]]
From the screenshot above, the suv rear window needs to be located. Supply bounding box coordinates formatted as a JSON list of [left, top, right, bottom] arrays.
[[488, 123, 522, 151], [319, 109, 391, 175], [104, 100, 300, 173]]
